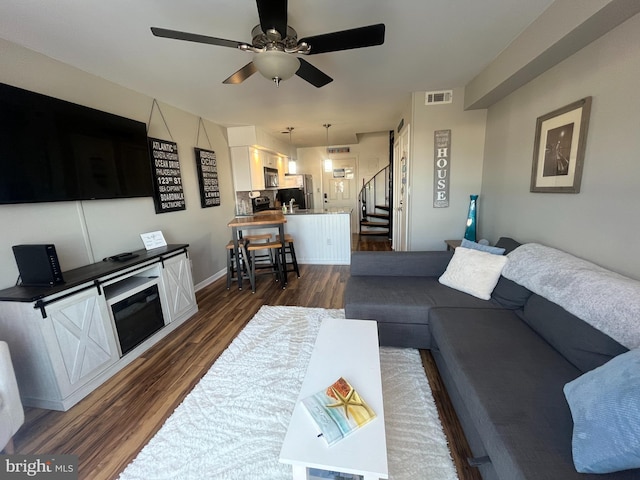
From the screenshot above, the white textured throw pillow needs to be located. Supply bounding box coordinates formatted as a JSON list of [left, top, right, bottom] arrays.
[[439, 247, 508, 300]]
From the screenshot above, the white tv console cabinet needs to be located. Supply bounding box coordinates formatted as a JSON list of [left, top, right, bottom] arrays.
[[0, 244, 197, 411]]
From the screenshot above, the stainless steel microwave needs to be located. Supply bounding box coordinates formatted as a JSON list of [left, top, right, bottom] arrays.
[[264, 167, 279, 188]]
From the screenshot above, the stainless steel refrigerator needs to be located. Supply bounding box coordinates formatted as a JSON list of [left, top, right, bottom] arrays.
[[277, 174, 314, 209]]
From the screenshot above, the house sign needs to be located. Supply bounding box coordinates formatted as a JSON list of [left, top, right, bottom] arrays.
[[433, 129, 451, 208]]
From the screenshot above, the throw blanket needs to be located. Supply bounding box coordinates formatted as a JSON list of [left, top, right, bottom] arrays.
[[502, 243, 640, 350]]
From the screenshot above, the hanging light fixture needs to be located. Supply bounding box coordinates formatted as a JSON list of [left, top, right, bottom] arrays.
[[285, 127, 297, 174], [323, 124, 333, 172], [253, 50, 300, 87]]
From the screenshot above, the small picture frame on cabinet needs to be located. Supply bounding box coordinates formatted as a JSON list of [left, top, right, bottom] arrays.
[[140, 231, 167, 250]]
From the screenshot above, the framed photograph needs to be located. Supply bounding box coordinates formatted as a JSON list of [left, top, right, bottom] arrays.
[[530, 97, 592, 193]]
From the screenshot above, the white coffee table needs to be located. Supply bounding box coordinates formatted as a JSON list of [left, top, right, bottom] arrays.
[[279, 318, 388, 480]]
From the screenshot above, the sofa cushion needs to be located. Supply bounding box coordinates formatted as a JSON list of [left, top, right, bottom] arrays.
[[349, 251, 453, 277], [490, 276, 533, 310], [564, 348, 640, 474], [429, 308, 640, 480], [494, 236, 521, 254], [523, 294, 628, 373], [439, 247, 508, 300], [344, 276, 497, 325], [503, 243, 640, 349]]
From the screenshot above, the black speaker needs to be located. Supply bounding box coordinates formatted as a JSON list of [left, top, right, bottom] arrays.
[[12, 244, 65, 286]]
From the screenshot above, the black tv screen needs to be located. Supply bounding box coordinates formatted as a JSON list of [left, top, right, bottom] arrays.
[[0, 82, 154, 204]]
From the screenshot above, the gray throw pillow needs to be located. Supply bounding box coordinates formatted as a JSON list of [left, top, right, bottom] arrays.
[[494, 237, 521, 254]]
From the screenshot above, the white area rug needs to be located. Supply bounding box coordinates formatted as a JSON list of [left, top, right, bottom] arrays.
[[118, 306, 458, 480]]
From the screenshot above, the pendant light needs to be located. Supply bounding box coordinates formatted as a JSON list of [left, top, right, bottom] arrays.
[[286, 127, 297, 174], [323, 124, 332, 172]]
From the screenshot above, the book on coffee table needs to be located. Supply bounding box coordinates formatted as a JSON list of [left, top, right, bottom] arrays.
[[308, 468, 363, 480], [301, 377, 376, 446]]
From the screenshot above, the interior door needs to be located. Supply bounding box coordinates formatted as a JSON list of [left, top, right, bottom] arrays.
[[393, 125, 410, 251], [322, 157, 358, 232]]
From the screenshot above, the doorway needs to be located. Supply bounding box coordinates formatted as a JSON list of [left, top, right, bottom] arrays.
[[393, 125, 410, 251], [322, 157, 358, 232]]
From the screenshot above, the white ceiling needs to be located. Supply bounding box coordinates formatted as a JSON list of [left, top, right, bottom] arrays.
[[0, 0, 554, 147]]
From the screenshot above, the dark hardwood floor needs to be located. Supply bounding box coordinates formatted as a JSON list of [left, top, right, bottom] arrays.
[[11, 235, 480, 480]]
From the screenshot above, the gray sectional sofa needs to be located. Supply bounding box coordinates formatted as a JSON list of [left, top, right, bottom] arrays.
[[344, 238, 640, 480]]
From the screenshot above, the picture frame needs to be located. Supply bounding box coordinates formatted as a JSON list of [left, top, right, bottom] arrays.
[[530, 96, 592, 193]]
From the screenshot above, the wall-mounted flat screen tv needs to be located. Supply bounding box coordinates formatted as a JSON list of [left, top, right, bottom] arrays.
[[0, 82, 154, 204]]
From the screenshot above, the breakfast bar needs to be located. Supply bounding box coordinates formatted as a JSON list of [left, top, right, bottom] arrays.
[[227, 212, 287, 290], [281, 208, 351, 265]]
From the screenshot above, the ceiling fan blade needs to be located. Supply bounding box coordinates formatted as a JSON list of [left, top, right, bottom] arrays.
[[299, 24, 385, 55], [222, 62, 258, 84], [151, 27, 248, 49], [256, 0, 288, 38], [295, 59, 333, 88]]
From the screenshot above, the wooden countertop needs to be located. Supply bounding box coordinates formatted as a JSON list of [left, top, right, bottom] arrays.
[[228, 213, 287, 227]]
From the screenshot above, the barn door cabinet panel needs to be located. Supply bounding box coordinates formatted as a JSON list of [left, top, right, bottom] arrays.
[[41, 288, 119, 399], [160, 251, 197, 323]]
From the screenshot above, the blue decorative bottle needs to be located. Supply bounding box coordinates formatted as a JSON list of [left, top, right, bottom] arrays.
[[464, 194, 478, 242]]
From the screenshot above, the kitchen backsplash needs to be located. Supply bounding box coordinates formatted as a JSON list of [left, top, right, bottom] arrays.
[[235, 190, 277, 215]]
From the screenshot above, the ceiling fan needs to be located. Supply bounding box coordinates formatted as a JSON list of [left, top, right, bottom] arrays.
[[151, 0, 385, 88]]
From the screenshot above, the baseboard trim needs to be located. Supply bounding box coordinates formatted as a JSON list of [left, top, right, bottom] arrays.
[[195, 269, 226, 292]]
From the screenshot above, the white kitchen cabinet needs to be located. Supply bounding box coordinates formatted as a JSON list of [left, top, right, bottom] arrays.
[[252, 148, 267, 189], [263, 152, 276, 168], [231, 146, 266, 191], [230, 146, 290, 192]]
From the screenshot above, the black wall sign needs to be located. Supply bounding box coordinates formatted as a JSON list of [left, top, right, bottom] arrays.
[[194, 148, 220, 208], [148, 137, 186, 214]]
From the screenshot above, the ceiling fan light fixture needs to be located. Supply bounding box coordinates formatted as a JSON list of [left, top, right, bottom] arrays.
[[253, 51, 300, 86]]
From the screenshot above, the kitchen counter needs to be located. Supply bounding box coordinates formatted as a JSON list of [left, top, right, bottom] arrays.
[[232, 209, 352, 265], [285, 207, 352, 215], [283, 210, 351, 265], [252, 207, 351, 215]]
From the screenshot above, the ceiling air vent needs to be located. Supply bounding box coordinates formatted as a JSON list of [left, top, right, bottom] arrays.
[[327, 147, 350, 154], [425, 90, 453, 105]]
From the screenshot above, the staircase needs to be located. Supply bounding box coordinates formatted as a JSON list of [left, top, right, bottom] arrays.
[[359, 165, 391, 237]]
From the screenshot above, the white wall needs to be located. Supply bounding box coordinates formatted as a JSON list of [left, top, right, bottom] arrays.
[[0, 39, 236, 289], [295, 131, 390, 206], [480, 13, 640, 279], [408, 88, 488, 250]]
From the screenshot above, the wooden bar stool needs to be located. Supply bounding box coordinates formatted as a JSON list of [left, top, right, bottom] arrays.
[[243, 233, 273, 265], [226, 239, 249, 289], [276, 234, 300, 278], [244, 233, 273, 242], [245, 239, 285, 293]]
